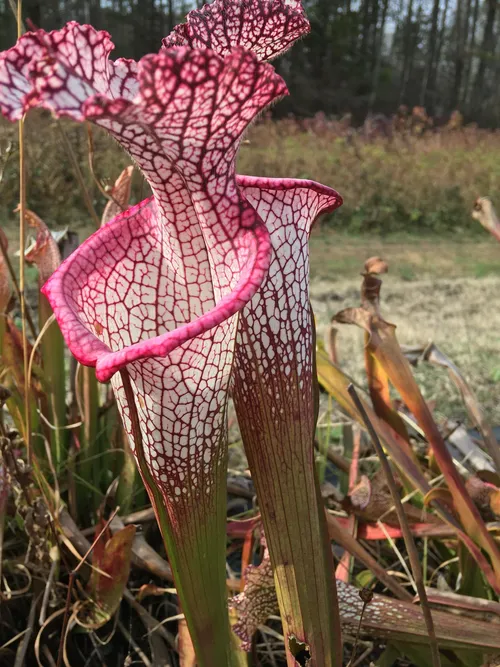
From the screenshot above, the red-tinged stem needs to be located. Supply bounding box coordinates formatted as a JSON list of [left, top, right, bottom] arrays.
[[336, 426, 360, 583], [348, 383, 441, 667], [233, 338, 343, 666], [120, 369, 238, 667], [316, 350, 500, 591]]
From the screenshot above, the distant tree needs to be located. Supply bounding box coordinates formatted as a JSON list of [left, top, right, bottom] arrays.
[[1, 0, 500, 125]]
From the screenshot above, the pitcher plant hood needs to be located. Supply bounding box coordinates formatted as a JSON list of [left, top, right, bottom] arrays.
[[163, 0, 309, 60], [0, 5, 328, 662]]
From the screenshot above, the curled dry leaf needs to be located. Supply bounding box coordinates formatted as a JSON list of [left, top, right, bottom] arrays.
[[22, 208, 61, 284], [101, 165, 134, 227], [466, 476, 500, 522], [324, 322, 339, 365], [364, 256, 388, 276], [472, 197, 500, 242], [77, 523, 136, 629], [344, 472, 439, 527]]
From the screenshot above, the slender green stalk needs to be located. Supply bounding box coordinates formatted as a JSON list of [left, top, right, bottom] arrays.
[[79, 366, 99, 514], [16, 0, 31, 459], [120, 369, 239, 667], [234, 336, 343, 666], [39, 294, 67, 471]]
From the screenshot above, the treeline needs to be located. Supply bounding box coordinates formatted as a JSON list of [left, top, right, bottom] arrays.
[[1, 0, 500, 125]]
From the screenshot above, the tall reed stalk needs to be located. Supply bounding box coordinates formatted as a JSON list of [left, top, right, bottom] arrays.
[[15, 0, 31, 457]]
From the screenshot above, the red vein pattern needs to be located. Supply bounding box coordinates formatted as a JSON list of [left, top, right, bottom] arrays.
[[232, 177, 343, 662], [0, 24, 289, 497], [21, 40, 285, 382], [235, 176, 341, 388], [163, 0, 309, 61], [0, 6, 330, 661], [233, 176, 341, 459]]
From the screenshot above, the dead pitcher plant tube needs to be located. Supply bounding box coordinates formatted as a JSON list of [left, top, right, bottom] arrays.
[[0, 2, 339, 664], [232, 178, 344, 665]]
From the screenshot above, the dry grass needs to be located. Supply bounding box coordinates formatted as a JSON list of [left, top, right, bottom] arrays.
[[312, 274, 500, 425]]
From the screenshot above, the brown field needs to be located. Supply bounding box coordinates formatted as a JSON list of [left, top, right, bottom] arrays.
[[311, 255, 500, 426]]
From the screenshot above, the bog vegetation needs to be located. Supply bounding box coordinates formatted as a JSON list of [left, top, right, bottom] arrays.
[[1, 113, 500, 667], [1, 110, 500, 236], [2, 3, 500, 667]]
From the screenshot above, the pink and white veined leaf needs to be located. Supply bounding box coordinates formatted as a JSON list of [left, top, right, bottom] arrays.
[[232, 176, 343, 664], [234, 175, 342, 395], [0, 24, 138, 123], [0, 24, 287, 489], [0, 24, 287, 380], [0, 23, 291, 662], [163, 0, 309, 61]]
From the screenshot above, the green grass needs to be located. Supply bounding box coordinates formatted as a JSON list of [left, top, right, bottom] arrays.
[[309, 231, 500, 282]]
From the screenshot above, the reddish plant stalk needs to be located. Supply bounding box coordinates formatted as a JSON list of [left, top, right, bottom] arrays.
[[233, 179, 344, 666]]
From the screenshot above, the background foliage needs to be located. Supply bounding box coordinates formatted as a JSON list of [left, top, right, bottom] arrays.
[[2, 0, 500, 124]]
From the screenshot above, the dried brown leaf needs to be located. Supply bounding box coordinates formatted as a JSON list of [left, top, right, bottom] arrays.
[[101, 166, 134, 226], [22, 208, 61, 283]]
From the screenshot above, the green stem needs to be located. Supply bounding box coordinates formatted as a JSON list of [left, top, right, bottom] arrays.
[[233, 339, 343, 666], [242, 429, 342, 666], [120, 369, 239, 667], [79, 365, 99, 515], [39, 294, 67, 471]]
